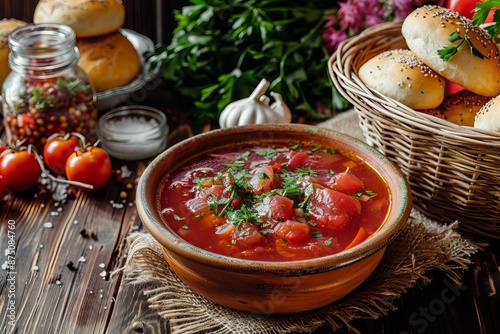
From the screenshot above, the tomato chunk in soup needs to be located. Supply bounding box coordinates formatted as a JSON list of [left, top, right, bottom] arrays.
[[159, 143, 390, 261]]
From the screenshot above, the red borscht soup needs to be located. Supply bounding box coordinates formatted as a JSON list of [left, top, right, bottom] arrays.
[[159, 143, 390, 261]]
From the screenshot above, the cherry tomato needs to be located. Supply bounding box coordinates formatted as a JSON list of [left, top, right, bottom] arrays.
[[446, 0, 477, 19], [0, 149, 42, 192], [446, 81, 465, 95], [446, 0, 498, 22], [66, 147, 112, 190], [43, 134, 81, 176]]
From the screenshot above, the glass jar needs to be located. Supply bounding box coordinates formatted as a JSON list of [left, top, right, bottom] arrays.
[[1, 24, 97, 150]]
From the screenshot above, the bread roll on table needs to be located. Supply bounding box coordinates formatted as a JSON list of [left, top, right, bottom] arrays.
[[358, 49, 445, 109], [33, 0, 125, 38], [402, 5, 500, 97], [76, 31, 141, 92]]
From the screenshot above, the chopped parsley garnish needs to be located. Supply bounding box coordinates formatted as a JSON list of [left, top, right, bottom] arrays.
[[208, 194, 232, 215], [257, 172, 269, 179], [256, 149, 277, 157], [473, 0, 500, 40], [323, 148, 337, 154], [309, 146, 323, 153], [260, 229, 274, 235], [226, 204, 260, 225], [222, 161, 245, 169], [295, 167, 318, 177], [298, 183, 315, 208], [239, 228, 250, 237], [311, 230, 322, 239], [239, 151, 250, 160], [173, 214, 185, 221], [353, 189, 378, 199], [438, 30, 487, 62]]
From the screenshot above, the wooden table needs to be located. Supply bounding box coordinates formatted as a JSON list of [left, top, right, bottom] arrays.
[[1, 84, 499, 334]]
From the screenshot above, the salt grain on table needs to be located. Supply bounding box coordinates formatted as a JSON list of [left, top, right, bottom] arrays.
[[43, 222, 53, 229], [120, 165, 132, 178], [78, 256, 86, 263]]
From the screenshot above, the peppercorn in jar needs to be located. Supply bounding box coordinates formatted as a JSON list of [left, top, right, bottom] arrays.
[[2, 23, 97, 150]]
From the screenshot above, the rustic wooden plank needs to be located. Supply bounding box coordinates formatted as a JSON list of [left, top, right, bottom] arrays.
[[0, 160, 142, 333], [107, 282, 170, 334]]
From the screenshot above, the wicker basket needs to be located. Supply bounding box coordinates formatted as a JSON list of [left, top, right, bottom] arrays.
[[329, 21, 500, 239]]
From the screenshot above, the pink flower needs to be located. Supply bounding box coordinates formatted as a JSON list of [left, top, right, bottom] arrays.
[[359, 0, 386, 26], [338, 0, 365, 34], [322, 22, 349, 54], [322, 0, 445, 54], [388, 0, 416, 19], [323, 15, 340, 30]]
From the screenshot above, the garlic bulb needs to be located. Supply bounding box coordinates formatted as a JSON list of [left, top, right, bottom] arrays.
[[218, 79, 292, 129]]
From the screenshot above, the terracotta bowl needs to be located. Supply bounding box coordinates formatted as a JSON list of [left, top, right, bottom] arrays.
[[137, 124, 412, 314]]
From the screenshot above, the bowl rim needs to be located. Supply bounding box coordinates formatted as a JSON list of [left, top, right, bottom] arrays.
[[137, 123, 412, 274]]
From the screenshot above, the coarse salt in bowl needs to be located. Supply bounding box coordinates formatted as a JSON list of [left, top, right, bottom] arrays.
[[98, 105, 168, 160]]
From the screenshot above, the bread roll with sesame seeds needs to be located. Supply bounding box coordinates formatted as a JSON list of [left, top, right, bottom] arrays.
[[421, 90, 491, 126], [402, 5, 500, 97], [358, 49, 445, 109], [474, 95, 500, 131]]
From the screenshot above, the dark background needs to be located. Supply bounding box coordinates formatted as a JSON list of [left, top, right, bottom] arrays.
[[0, 0, 189, 44]]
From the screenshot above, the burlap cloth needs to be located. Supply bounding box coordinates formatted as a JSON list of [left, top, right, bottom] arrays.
[[121, 110, 481, 333]]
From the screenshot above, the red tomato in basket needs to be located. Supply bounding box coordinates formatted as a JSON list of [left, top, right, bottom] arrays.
[[446, 81, 465, 95], [446, 0, 498, 21], [446, 0, 477, 19]]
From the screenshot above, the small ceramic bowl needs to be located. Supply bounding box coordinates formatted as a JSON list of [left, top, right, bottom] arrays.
[[136, 124, 412, 314]]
